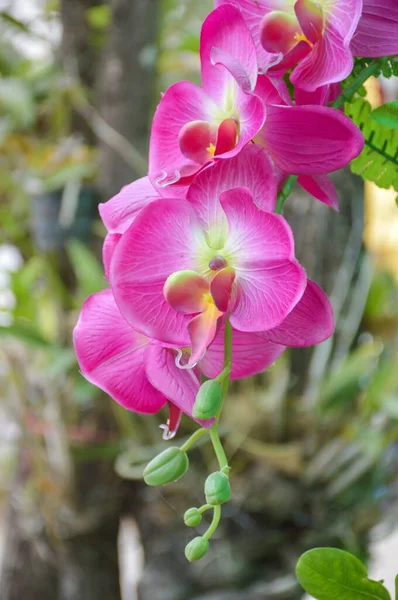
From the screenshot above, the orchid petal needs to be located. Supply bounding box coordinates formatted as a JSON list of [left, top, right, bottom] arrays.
[[145, 344, 214, 428], [73, 290, 166, 413], [99, 176, 160, 234], [298, 174, 339, 210], [257, 104, 364, 174], [220, 187, 307, 331], [260, 280, 335, 346], [187, 145, 277, 243], [351, 0, 398, 57], [111, 199, 203, 346], [201, 4, 259, 102], [103, 233, 121, 280]]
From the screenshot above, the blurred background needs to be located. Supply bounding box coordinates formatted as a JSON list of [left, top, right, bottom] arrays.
[[0, 1, 397, 599]]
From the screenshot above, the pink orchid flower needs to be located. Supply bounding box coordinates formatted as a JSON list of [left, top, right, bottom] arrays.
[[110, 165, 307, 365], [149, 4, 265, 190], [73, 289, 213, 439], [202, 279, 334, 379], [351, 0, 398, 58], [216, 0, 362, 91]]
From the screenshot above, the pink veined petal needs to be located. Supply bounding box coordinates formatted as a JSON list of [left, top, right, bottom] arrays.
[[214, 0, 284, 73], [268, 39, 311, 76], [149, 81, 217, 190], [298, 174, 339, 210], [110, 199, 203, 347], [188, 303, 223, 365], [187, 145, 277, 238], [254, 74, 290, 106], [259, 280, 335, 346], [295, 84, 330, 106], [290, 0, 362, 91], [145, 344, 214, 428], [351, 0, 398, 57], [290, 28, 353, 91], [201, 4, 259, 102], [220, 187, 307, 331], [257, 104, 364, 174], [73, 289, 166, 414], [200, 320, 286, 380], [99, 176, 160, 234], [103, 232, 121, 280]]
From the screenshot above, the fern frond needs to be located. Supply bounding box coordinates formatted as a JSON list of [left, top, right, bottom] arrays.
[[346, 97, 398, 192]]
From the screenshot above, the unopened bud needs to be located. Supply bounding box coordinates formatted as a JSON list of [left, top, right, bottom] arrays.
[[184, 507, 202, 527], [143, 447, 189, 486], [185, 536, 209, 562], [192, 380, 222, 420], [205, 471, 231, 505]]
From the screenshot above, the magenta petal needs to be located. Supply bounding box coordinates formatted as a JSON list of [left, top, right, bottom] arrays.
[[351, 0, 398, 57], [298, 174, 339, 210], [145, 344, 214, 428], [260, 280, 335, 346], [103, 233, 121, 279], [258, 105, 364, 174], [73, 290, 166, 414], [200, 321, 286, 380], [220, 187, 307, 331], [149, 81, 216, 190], [187, 145, 277, 237], [201, 4, 259, 102], [214, 0, 284, 73], [110, 199, 203, 347], [254, 74, 291, 106], [99, 177, 160, 234], [294, 0, 323, 44]]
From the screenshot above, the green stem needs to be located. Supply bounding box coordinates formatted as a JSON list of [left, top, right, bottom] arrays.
[[180, 427, 208, 452], [198, 504, 213, 514], [332, 59, 380, 110], [203, 505, 221, 541], [210, 425, 229, 471], [275, 175, 298, 215]]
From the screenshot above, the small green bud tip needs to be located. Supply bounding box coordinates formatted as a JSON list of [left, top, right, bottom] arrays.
[[184, 507, 202, 527], [192, 380, 222, 420], [143, 447, 189, 486], [185, 537, 209, 562], [205, 471, 231, 505]]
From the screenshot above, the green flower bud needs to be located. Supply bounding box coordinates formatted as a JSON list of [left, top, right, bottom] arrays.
[[143, 447, 189, 486], [205, 471, 231, 505], [184, 507, 202, 527], [192, 380, 222, 420], [185, 536, 209, 562]]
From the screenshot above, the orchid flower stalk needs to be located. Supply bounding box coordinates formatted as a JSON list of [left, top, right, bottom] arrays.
[[73, 0, 395, 562]]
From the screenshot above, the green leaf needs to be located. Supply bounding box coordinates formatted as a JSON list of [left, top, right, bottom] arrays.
[[0, 77, 35, 127], [395, 575, 398, 600], [0, 319, 52, 347], [346, 98, 398, 193], [371, 102, 398, 130], [296, 548, 391, 600]]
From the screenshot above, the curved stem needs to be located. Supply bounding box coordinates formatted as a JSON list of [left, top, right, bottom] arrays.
[[332, 59, 380, 110], [198, 504, 213, 514], [276, 175, 297, 215], [203, 505, 221, 541], [180, 427, 208, 452], [210, 425, 229, 471]]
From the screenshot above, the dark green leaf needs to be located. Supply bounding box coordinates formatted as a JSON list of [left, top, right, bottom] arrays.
[[296, 548, 391, 600]]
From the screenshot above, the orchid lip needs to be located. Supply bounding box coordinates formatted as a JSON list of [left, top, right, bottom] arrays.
[[174, 348, 198, 370], [159, 423, 177, 440]]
